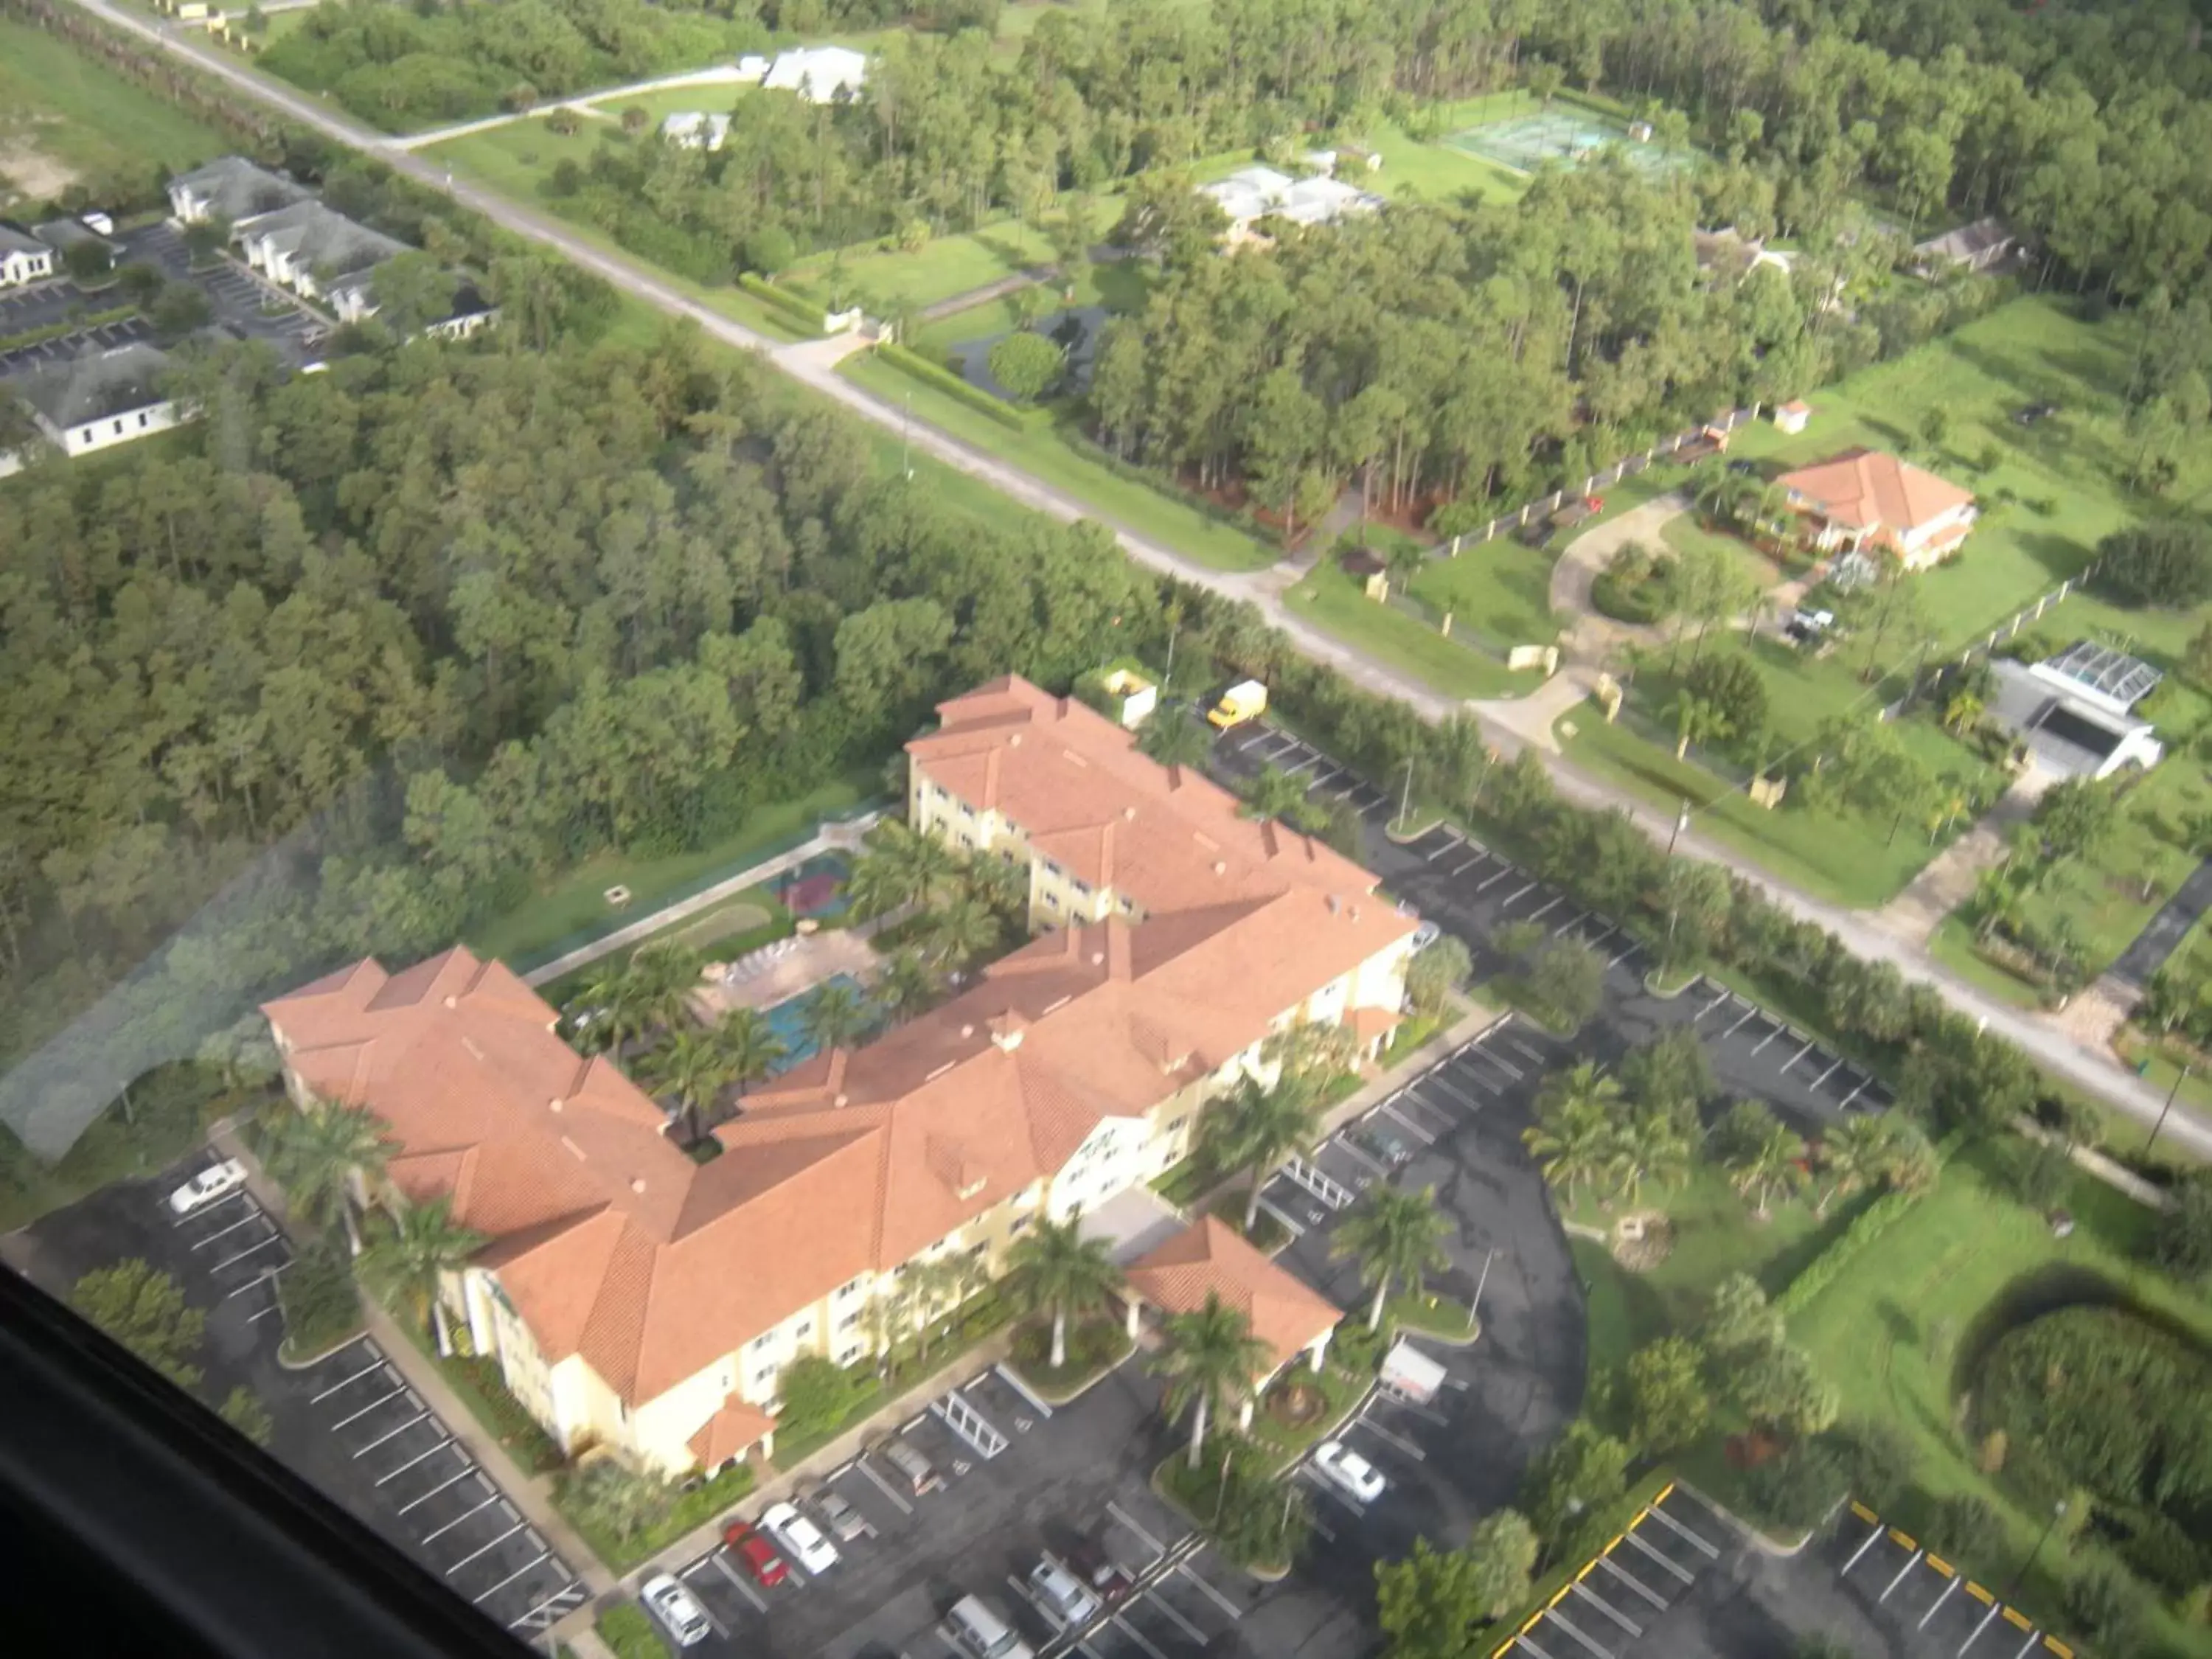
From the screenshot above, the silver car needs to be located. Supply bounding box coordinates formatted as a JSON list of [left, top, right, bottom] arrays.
[[639, 1572, 712, 1646]]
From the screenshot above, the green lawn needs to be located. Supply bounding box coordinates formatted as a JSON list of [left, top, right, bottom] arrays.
[[1286, 557, 1536, 699], [1788, 1141, 2212, 1656], [911, 259, 1152, 364], [840, 349, 1282, 573], [0, 15, 231, 211], [574, 85, 749, 125], [1566, 1166, 1851, 1380], [785, 216, 1069, 312], [1655, 511, 1784, 595], [465, 769, 877, 967]]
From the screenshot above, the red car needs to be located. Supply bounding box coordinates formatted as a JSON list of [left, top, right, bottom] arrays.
[[723, 1522, 790, 1587]]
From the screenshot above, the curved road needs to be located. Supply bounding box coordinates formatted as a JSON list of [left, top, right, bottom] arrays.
[[64, 0, 2212, 1161]]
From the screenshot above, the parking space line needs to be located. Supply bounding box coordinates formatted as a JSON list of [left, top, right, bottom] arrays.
[[1177, 1561, 1240, 1620], [1352, 1413, 1426, 1461], [1644, 1502, 1717, 1557], [190, 1208, 262, 1248], [331, 1382, 406, 1430], [212, 1232, 286, 1271], [1425, 831, 1467, 860], [472, 1549, 550, 1604], [1750, 1022, 1788, 1056], [1450, 852, 1489, 876], [509, 1583, 584, 1632], [855, 1453, 917, 1514], [1607, 940, 1641, 969], [1333, 1135, 1389, 1176], [1477, 865, 1517, 893], [354, 1408, 431, 1457], [1503, 1036, 1548, 1068], [1694, 987, 1732, 1022], [375, 1438, 453, 1486], [1141, 1587, 1208, 1643], [1514, 1632, 1562, 1659], [1839, 1075, 1871, 1110], [1881, 1548, 1926, 1601], [444, 1519, 527, 1576], [1523, 895, 1563, 923], [1374, 1101, 1436, 1144], [707, 1549, 768, 1613], [1840, 1517, 1885, 1574], [1416, 1071, 1484, 1112], [1811, 1055, 1846, 1088], [1469, 1045, 1523, 1082], [423, 1491, 499, 1542], [1304, 763, 1341, 789], [248, 1301, 284, 1322], [1621, 1528, 1692, 1583], [1540, 1607, 1613, 1659], [1105, 1501, 1165, 1560], [1723, 1007, 1762, 1037], [1287, 753, 1326, 776], [1551, 908, 1590, 938], [228, 1264, 288, 1298], [1781, 1038, 1817, 1073], [1596, 1554, 1667, 1609], [1570, 1581, 1641, 1636], [1961, 1599, 2004, 1652], [1919, 1573, 1964, 1628], [400, 1465, 477, 1513], [1109, 1611, 1172, 1659], [1500, 880, 1538, 908]]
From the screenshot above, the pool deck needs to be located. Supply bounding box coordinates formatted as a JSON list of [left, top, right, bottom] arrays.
[[686, 927, 883, 1024]]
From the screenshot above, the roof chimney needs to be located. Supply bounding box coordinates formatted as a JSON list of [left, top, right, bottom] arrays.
[[548, 1097, 564, 1113], [961, 1023, 976, 1040], [630, 1177, 647, 1194], [1213, 860, 1227, 876], [443, 995, 458, 1009], [1122, 805, 1137, 821], [834, 1091, 849, 1107]]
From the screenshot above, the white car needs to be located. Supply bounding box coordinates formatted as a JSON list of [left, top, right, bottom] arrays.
[[1311, 1439, 1388, 1504], [1028, 1557, 1101, 1630], [169, 1159, 248, 1217], [761, 1499, 839, 1574], [639, 1573, 712, 1646]]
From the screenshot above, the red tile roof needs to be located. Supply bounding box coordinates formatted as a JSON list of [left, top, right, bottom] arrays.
[[1778, 448, 1973, 535], [689, 1396, 776, 1468], [265, 678, 1409, 1417], [1125, 1216, 1342, 1371]]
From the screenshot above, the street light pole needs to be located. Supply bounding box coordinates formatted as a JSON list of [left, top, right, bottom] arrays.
[[1395, 758, 1416, 835], [2011, 1500, 2067, 1595], [2146, 1061, 2193, 1155], [1470, 1247, 1498, 1334], [1667, 799, 1691, 858]]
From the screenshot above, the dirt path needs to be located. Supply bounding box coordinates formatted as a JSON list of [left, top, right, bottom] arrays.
[[1871, 768, 2045, 947], [1546, 492, 1686, 663]]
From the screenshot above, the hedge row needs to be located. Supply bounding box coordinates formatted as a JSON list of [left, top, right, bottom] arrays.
[[1773, 1130, 1970, 1317], [872, 341, 1032, 431], [736, 271, 821, 332]]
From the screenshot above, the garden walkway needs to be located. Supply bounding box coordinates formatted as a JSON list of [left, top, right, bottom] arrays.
[[1545, 490, 1686, 662], [1869, 768, 2045, 947], [915, 265, 1057, 322]]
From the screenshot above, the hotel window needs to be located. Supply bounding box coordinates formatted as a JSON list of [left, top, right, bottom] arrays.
[[749, 1333, 772, 1352], [793, 1318, 813, 1340], [837, 1343, 865, 1366], [837, 1310, 862, 1332], [1009, 1214, 1033, 1237]]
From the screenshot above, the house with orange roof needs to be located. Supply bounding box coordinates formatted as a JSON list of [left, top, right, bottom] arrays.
[[1776, 448, 1978, 571], [1121, 1216, 1343, 1425], [261, 676, 1411, 1479]]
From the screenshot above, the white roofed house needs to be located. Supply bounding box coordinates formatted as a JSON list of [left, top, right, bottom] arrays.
[[1200, 165, 1382, 248], [0, 224, 55, 288], [10, 341, 185, 458], [661, 111, 731, 151], [1986, 641, 2168, 782], [167, 155, 313, 226], [762, 44, 869, 102]]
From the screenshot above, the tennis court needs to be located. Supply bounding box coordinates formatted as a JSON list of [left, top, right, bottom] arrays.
[[1444, 108, 1681, 175]]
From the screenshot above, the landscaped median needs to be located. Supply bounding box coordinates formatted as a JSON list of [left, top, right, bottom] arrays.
[[1004, 1315, 1134, 1405]]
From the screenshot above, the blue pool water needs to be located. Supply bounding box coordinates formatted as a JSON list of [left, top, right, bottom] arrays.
[[762, 973, 869, 1071]]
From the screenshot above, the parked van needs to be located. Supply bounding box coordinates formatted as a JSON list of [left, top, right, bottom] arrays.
[[942, 1594, 1034, 1659], [880, 1437, 942, 1495]]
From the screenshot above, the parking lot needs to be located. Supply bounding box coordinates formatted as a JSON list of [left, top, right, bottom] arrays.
[[1832, 1504, 2073, 1659], [658, 1359, 1282, 1659], [0, 312, 156, 376], [10, 1153, 584, 1646], [1497, 1484, 1727, 1659]]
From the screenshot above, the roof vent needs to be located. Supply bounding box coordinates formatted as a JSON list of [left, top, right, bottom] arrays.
[[1009, 733, 1023, 746], [630, 1177, 647, 1194], [1122, 805, 1137, 820], [1214, 860, 1228, 875], [443, 995, 459, 1009], [834, 1091, 849, 1107], [961, 1023, 975, 1040], [1328, 894, 1342, 914], [1091, 950, 1105, 966], [549, 1097, 564, 1113]]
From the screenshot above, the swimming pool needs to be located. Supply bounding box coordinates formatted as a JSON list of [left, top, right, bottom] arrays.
[[762, 973, 869, 1071]]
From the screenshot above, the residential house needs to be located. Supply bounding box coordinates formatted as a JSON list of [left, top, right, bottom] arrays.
[[0, 224, 54, 288], [11, 341, 183, 457], [262, 675, 1413, 1478], [420, 281, 499, 341], [1201, 166, 1382, 246], [1913, 217, 2017, 276], [1987, 641, 2166, 781], [167, 155, 313, 226], [30, 216, 123, 267], [762, 44, 868, 102], [661, 111, 731, 151], [1777, 448, 1977, 571], [232, 201, 408, 319]]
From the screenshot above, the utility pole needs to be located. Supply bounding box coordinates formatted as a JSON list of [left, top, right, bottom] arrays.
[[1470, 1246, 1498, 1333], [2146, 1061, 2193, 1155], [1666, 799, 1691, 858], [1395, 758, 1416, 835]]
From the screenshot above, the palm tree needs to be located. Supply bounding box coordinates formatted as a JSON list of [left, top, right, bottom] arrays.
[[625, 942, 703, 1037], [1523, 1063, 1623, 1208], [1941, 689, 1984, 734], [1812, 1115, 1892, 1218], [641, 1026, 732, 1144], [844, 849, 919, 921], [954, 850, 1028, 921], [1150, 1292, 1268, 1470], [1217, 1075, 1324, 1233], [560, 962, 628, 1054], [1139, 710, 1213, 769], [1332, 1186, 1451, 1331], [706, 1006, 785, 1093], [1006, 1217, 1121, 1368], [875, 949, 942, 1022], [268, 1102, 391, 1255], [878, 821, 961, 909], [863, 1278, 916, 1378], [1725, 1120, 1809, 1219], [911, 1253, 984, 1360], [1240, 764, 1308, 824], [1608, 1109, 1695, 1208], [924, 893, 1002, 967], [1668, 692, 1728, 759], [802, 978, 872, 1052], [356, 1196, 484, 1357]]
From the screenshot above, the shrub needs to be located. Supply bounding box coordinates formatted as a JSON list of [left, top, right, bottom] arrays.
[[276, 1237, 362, 1360], [874, 343, 1031, 431], [1930, 1494, 2006, 1576], [1738, 1438, 1848, 1534], [1824, 1420, 1913, 1511], [987, 330, 1065, 403], [2113, 1507, 2211, 1597], [2094, 521, 2212, 609], [777, 1354, 862, 1444], [596, 1604, 663, 1659], [2063, 1561, 2141, 1653]]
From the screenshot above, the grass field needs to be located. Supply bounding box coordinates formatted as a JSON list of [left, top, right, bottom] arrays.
[[1788, 1141, 2212, 1656], [0, 15, 230, 211], [1568, 1166, 1852, 1380], [574, 86, 748, 125], [840, 349, 1282, 572], [785, 216, 1070, 313], [465, 770, 876, 967], [1286, 557, 1535, 699], [1655, 511, 1784, 595], [911, 260, 1151, 364]]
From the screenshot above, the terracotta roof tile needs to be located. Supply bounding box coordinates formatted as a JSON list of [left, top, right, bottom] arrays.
[[1779, 448, 1974, 535], [1126, 1216, 1342, 1371], [689, 1396, 776, 1467]]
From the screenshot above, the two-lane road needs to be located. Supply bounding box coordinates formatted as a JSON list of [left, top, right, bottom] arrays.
[[55, 0, 2212, 1160]]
